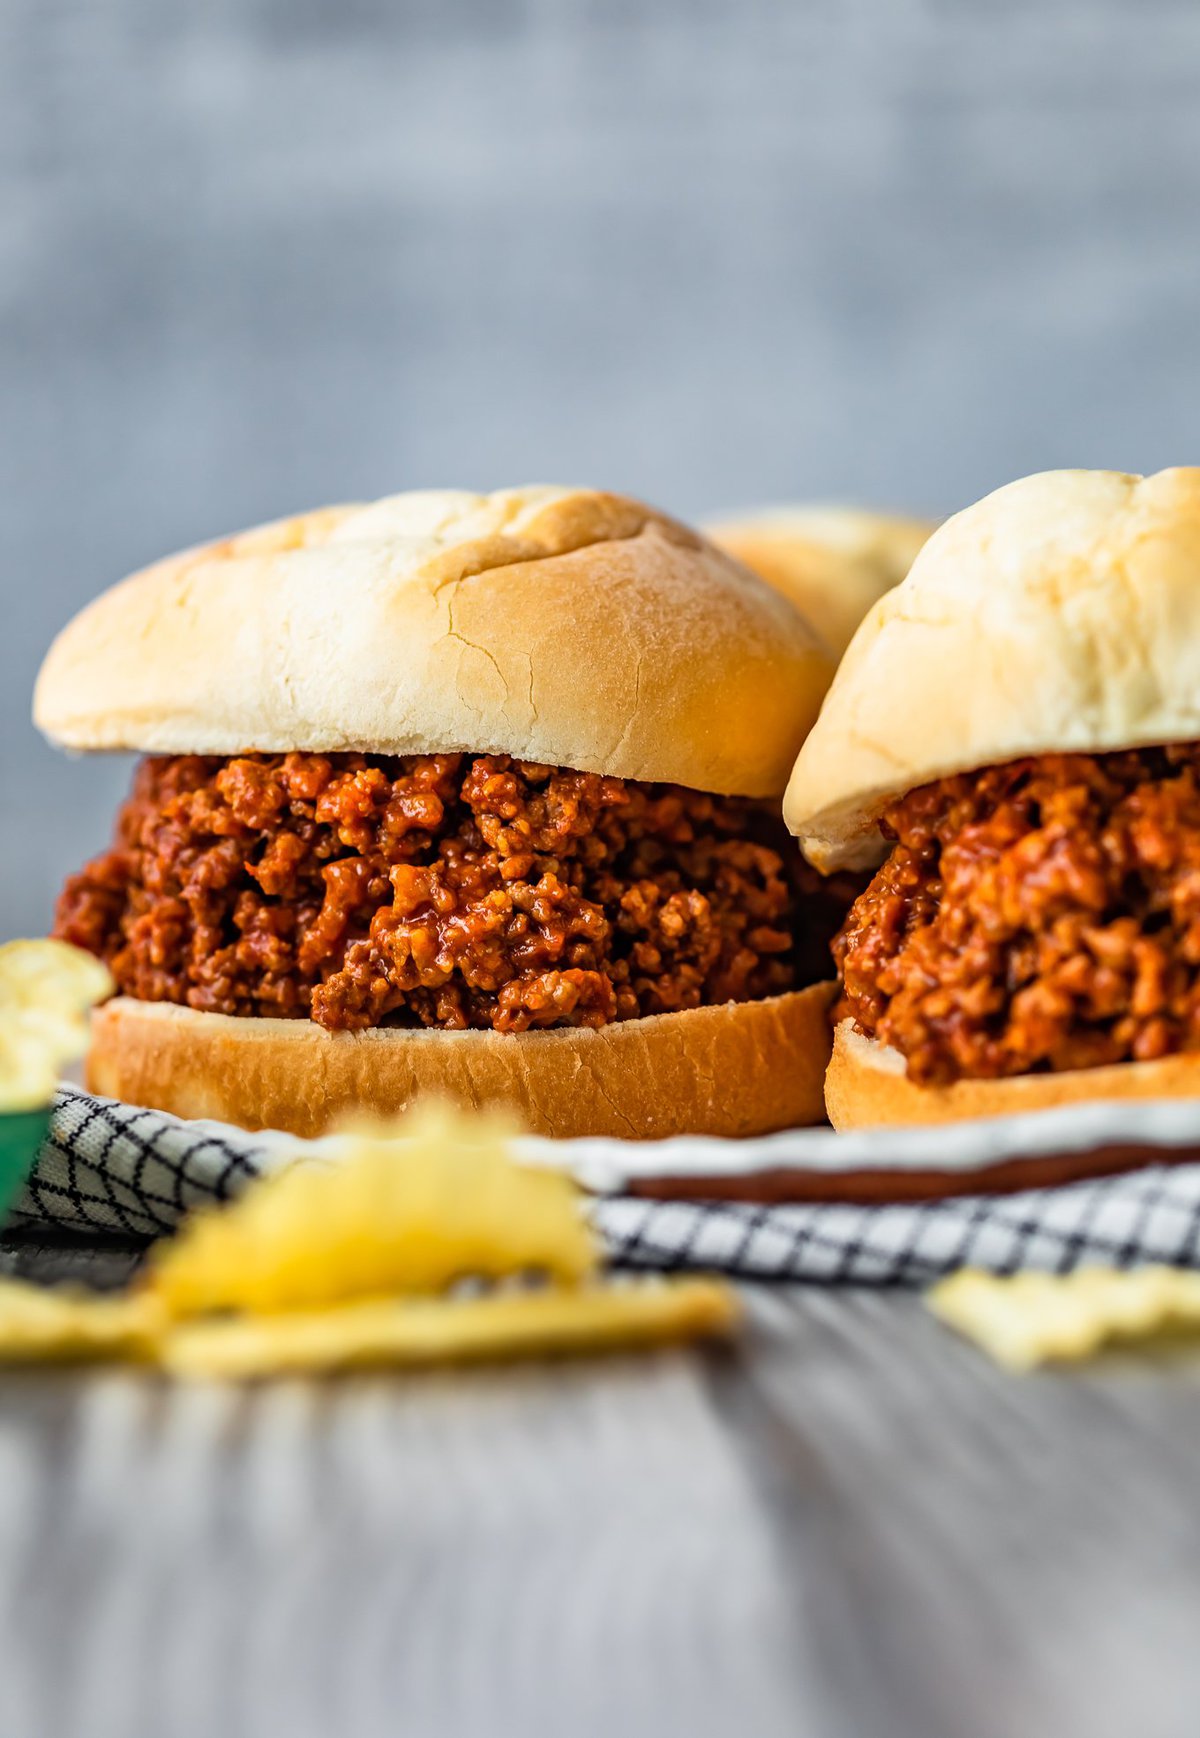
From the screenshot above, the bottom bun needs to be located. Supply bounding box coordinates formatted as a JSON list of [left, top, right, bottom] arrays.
[[86, 987, 835, 1140], [826, 1019, 1200, 1131]]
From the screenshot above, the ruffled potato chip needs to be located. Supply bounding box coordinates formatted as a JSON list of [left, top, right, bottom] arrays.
[[0, 1097, 736, 1382], [0, 1097, 738, 1379], [0, 1273, 736, 1377], [0, 939, 114, 1112], [161, 1278, 740, 1380], [148, 1103, 597, 1317], [928, 1265, 1200, 1371], [0, 1276, 164, 1362]]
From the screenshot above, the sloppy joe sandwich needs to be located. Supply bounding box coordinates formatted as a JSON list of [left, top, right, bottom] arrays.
[[785, 467, 1200, 1130], [708, 506, 934, 659], [37, 486, 849, 1140]]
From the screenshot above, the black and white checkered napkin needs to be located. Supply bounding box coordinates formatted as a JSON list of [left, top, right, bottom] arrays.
[[15, 1084, 1200, 1284]]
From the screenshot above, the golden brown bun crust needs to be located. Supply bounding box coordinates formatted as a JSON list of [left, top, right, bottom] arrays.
[[35, 487, 832, 799], [826, 1019, 1200, 1131], [707, 506, 933, 658], [87, 988, 835, 1140], [784, 468, 1200, 868]]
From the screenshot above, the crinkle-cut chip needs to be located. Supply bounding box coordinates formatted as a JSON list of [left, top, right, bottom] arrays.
[[148, 1103, 597, 1317], [160, 1278, 740, 1380], [928, 1266, 1200, 1371], [0, 939, 114, 1112], [0, 1277, 164, 1362], [0, 939, 114, 1013]]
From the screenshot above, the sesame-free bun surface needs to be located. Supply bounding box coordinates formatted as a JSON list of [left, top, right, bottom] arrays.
[[826, 1020, 1200, 1131], [707, 506, 933, 658], [785, 468, 1200, 868], [35, 486, 832, 798], [87, 987, 836, 1140]]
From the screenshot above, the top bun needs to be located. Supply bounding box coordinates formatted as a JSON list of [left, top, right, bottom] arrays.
[[707, 506, 933, 658], [785, 468, 1200, 869], [35, 486, 833, 798]]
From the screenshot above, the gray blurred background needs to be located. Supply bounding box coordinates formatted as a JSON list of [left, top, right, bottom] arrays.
[[4, 0, 1200, 938]]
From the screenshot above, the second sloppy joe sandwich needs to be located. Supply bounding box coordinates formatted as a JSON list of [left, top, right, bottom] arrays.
[[785, 467, 1200, 1129], [37, 486, 848, 1140]]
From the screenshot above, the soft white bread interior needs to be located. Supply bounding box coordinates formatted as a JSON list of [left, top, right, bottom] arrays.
[[825, 1019, 1200, 1130], [87, 988, 837, 1140], [784, 468, 1200, 868], [707, 505, 933, 658], [35, 486, 832, 798]]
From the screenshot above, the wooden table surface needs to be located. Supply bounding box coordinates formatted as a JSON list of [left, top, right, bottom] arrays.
[[2, 1238, 1198, 1738]]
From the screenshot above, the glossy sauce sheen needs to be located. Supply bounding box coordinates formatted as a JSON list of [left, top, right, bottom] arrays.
[[56, 753, 855, 1033], [836, 745, 1200, 1085]]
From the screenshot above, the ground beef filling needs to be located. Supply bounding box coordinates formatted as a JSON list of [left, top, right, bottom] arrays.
[[834, 746, 1200, 1086], [55, 753, 852, 1035]]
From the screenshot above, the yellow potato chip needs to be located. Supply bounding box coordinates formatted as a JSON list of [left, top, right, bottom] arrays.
[[0, 1276, 164, 1362], [148, 1102, 597, 1317], [928, 1265, 1200, 1371], [0, 939, 113, 1012], [0, 939, 114, 1112], [160, 1277, 740, 1380]]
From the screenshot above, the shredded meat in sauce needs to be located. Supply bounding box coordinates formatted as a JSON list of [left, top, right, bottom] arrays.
[[56, 753, 854, 1034], [835, 746, 1200, 1085]]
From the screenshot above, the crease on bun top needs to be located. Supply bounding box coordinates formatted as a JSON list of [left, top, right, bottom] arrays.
[[34, 485, 834, 799], [783, 468, 1200, 870]]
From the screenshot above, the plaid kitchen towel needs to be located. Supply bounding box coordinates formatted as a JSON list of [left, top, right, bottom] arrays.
[[13, 1084, 1200, 1285]]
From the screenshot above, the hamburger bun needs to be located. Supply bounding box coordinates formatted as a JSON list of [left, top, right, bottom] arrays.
[[784, 468, 1200, 870], [36, 485, 833, 799], [825, 1019, 1200, 1131], [707, 505, 933, 659], [87, 987, 835, 1141]]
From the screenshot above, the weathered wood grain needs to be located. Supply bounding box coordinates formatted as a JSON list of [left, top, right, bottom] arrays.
[[0, 1244, 1198, 1738], [728, 1291, 1200, 1738]]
